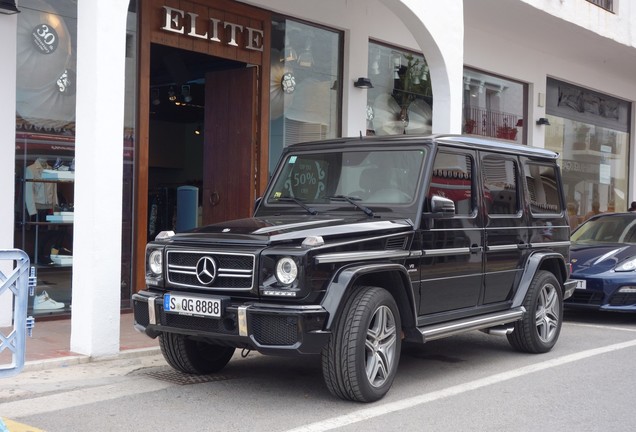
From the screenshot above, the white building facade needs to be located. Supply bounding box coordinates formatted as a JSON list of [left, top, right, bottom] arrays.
[[1, 0, 634, 355]]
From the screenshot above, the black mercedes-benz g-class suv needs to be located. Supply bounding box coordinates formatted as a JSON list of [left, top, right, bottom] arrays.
[[134, 134, 576, 402]]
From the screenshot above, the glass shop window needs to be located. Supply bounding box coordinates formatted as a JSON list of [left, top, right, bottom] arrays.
[[366, 41, 432, 136], [269, 18, 343, 175], [544, 78, 630, 223], [462, 67, 526, 144]]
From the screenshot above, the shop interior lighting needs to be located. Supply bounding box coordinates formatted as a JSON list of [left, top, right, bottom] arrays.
[[181, 85, 192, 103], [297, 39, 314, 68], [168, 86, 177, 102], [280, 36, 297, 62], [151, 88, 161, 106]]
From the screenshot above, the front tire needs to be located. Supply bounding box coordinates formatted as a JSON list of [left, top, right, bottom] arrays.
[[159, 333, 235, 374], [322, 286, 402, 402], [507, 270, 563, 353]]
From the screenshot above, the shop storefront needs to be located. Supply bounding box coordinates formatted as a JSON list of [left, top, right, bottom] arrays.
[[544, 78, 631, 229], [13, 0, 136, 318], [14, 0, 456, 323], [11, 0, 633, 357]]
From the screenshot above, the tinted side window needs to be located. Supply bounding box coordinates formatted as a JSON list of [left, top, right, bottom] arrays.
[[524, 163, 562, 214], [428, 151, 475, 215], [482, 156, 519, 215]]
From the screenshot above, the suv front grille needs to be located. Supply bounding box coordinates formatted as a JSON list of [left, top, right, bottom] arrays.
[[166, 249, 255, 290]]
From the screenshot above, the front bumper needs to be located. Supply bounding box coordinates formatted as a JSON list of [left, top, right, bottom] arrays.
[[564, 274, 636, 312], [132, 290, 330, 355]]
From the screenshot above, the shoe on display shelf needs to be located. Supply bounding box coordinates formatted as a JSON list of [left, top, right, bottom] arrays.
[[33, 290, 65, 310]]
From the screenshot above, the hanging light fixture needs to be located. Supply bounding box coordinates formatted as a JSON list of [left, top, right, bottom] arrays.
[[181, 85, 192, 103], [297, 39, 314, 68], [421, 64, 429, 81], [392, 55, 401, 79], [168, 86, 177, 102], [280, 36, 297, 63], [151, 88, 161, 106]]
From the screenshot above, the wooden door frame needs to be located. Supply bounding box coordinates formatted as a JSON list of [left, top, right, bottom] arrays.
[[134, 0, 271, 292]]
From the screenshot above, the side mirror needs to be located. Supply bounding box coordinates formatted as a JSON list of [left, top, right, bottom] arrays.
[[431, 195, 455, 215]]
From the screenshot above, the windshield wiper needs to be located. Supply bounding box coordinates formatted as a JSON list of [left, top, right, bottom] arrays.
[[276, 196, 318, 215], [328, 195, 374, 217]]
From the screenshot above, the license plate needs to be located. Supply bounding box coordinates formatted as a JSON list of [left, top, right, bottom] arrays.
[[164, 293, 225, 318], [573, 279, 587, 290]]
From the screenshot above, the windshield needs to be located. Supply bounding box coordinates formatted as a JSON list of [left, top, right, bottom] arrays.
[[265, 148, 426, 207], [571, 215, 636, 244]]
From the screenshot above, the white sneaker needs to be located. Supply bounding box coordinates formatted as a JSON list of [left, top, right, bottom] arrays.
[[33, 291, 65, 310]]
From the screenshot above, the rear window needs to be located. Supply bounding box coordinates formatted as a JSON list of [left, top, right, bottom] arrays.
[[524, 163, 562, 215]]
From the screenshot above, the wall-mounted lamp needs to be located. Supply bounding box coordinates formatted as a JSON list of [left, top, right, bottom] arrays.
[[0, 0, 19, 14], [354, 77, 373, 89], [536, 117, 551, 126]]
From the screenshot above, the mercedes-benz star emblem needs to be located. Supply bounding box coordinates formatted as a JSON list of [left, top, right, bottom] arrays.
[[195, 256, 217, 286]]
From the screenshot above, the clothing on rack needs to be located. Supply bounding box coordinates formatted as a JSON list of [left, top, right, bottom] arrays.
[[24, 158, 58, 216]]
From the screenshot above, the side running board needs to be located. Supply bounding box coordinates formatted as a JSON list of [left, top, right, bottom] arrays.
[[417, 307, 525, 342]]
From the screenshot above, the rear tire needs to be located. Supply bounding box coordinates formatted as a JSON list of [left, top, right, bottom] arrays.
[[507, 270, 563, 353], [159, 333, 235, 374], [322, 286, 401, 402]]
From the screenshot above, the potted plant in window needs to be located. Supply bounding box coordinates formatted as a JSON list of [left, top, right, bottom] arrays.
[[496, 125, 518, 140], [464, 119, 476, 134]]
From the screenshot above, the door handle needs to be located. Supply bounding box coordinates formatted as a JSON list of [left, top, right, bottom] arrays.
[[209, 192, 220, 206]]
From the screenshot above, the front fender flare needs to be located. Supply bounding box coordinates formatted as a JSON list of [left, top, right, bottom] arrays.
[[320, 262, 416, 330]]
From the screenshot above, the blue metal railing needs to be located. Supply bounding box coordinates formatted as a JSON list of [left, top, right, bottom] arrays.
[[0, 249, 35, 378]]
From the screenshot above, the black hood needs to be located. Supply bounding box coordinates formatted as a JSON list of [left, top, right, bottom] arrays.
[[162, 215, 413, 246]]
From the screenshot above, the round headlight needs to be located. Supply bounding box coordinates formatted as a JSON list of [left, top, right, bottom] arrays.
[[148, 250, 163, 275], [275, 257, 298, 285]]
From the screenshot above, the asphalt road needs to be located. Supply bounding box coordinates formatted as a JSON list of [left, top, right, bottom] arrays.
[[1, 310, 635, 432]]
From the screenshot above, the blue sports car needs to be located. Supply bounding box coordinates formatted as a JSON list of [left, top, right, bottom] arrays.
[[567, 212, 636, 312]]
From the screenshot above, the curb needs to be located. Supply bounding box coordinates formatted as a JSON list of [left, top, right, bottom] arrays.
[[21, 346, 162, 372]]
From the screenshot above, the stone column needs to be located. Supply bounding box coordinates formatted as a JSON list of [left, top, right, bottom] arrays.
[[385, 0, 465, 134], [70, 0, 130, 356], [0, 12, 18, 327]]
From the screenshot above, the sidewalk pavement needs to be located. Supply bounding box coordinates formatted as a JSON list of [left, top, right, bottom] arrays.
[[19, 312, 159, 369], [0, 312, 166, 428]]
